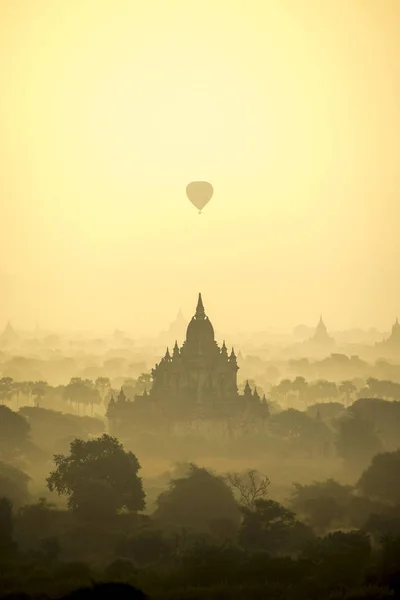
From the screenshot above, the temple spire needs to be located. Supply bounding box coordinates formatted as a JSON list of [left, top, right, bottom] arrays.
[[195, 293, 206, 320], [229, 347, 238, 370], [118, 387, 126, 402], [244, 380, 252, 398], [391, 318, 400, 335]]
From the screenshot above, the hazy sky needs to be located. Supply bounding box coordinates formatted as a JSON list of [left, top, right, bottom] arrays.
[[1, 0, 399, 335]]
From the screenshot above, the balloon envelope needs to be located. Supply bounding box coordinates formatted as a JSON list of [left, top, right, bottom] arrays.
[[186, 181, 213, 212]]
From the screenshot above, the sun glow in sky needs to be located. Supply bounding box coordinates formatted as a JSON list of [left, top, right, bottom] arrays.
[[1, 0, 399, 334]]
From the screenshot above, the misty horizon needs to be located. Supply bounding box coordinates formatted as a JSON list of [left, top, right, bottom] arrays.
[[1, 1, 400, 337]]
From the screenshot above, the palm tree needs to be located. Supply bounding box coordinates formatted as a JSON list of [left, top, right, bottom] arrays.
[[12, 380, 22, 409], [31, 381, 48, 408], [339, 381, 357, 407], [0, 377, 14, 406], [19, 381, 35, 406], [292, 376, 309, 408], [64, 377, 100, 414], [95, 377, 111, 405], [270, 379, 293, 408]]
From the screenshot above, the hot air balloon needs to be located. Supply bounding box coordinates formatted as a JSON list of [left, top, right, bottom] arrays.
[[186, 181, 213, 214]]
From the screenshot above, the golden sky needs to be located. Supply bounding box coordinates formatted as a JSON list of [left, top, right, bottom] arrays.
[[0, 0, 399, 334]]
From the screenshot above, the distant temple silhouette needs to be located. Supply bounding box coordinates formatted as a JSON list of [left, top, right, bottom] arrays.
[[311, 315, 334, 342], [0, 321, 20, 348], [108, 294, 268, 438], [157, 307, 187, 346], [376, 318, 400, 354], [306, 315, 335, 350]]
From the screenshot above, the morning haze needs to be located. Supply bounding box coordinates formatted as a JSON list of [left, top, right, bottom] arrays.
[[1, 0, 400, 333], [1, 2, 400, 600]]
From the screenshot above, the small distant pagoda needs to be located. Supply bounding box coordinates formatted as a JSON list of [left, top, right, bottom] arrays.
[[158, 308, 187, 347], [0, 321, 20, 348], [376, 318, 400, 355], [308, 315, 335, 349]]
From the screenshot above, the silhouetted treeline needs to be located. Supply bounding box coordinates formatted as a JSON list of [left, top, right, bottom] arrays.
[[1, 441, 400, 598], [3, 349, 400, 406], [3, 393, 400, 473]]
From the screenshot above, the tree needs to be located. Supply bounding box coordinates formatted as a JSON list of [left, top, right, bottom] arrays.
[[19, 380, 35, 405], [302, 531, 371, 589], [94, 377, 111, 401], [18, 406, 104, 454], [311, 380, 338, 404], [363, 513, 400, 542], [224, 469, 270, 509], [178, 541, 245, 588], [306, 402, 345, 422], [31, 380, 48, 408], [378, 536, 400, 595], [0, 406, 31, 462], [0, 377, 14, 405], [269, 379, 293, 406], [363, 378, 400, 400], [300, 496, 343, 535], [0, 461, 30, 507], [95, 377, 111, 404], [335, 413, 382, 471], [0, 497, 13, 548], [291, 376, 308, 407], [351, 397, 400, 452], [116, 529, 173, 567], [339, 380, 357, 406], [153, 463, 241, 534], [16, 498, 61, 550], [47, 434, 145, 518], [290, 479, 354, 534], [64, 378, 101, 414], [239, 498, 314, 554], [272, 408, 331, 458], [357, 450, 400, 506]]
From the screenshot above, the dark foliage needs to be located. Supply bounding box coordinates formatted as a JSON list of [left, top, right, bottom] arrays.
[[47, 435, 145, 518]]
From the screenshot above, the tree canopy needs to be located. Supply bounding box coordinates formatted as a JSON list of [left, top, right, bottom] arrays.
[[358, 450, 400, 506], [47, 434, 145, 517], [0, 406, 32, 462], [0, 461, 30, 508], [239, 498, 314, 554], [153, 463, 241, 533]]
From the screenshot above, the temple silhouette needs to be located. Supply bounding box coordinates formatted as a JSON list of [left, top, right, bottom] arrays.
[[0, 320, 20, 349], [299, 315, 335, 355], [310, 315, 335, 345], [376, 318, 400, 356], [108, 294, 268, 439], [157, 307, 187, 346]]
